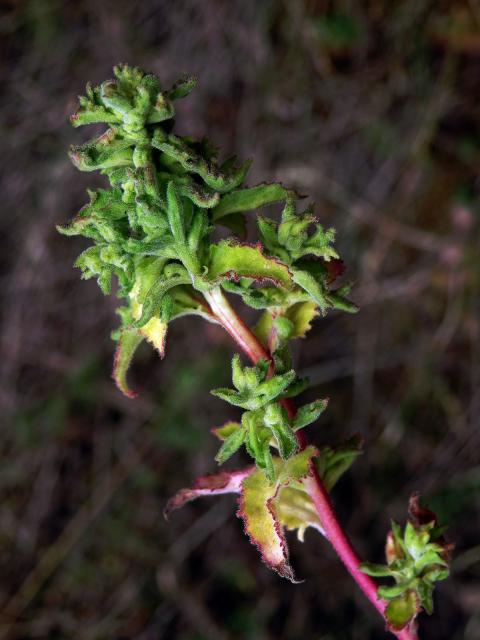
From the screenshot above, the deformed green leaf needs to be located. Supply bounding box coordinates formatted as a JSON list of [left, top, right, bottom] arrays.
[[212, 183, 293, 221], [291, 268, 328, 314], [112, 328, 144, 398], [212, 421, 242, 441], [359, 562, 396, 578], [208, 241, 293, 289], [215, 427, 246, 464], [293, 399, 329, 431], [238, 446, 318, 581], [385, 590, 420, 631], [316, 435, 363, 491]]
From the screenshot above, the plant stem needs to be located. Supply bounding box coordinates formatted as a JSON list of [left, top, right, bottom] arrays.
[[204, 287, 271, 364], [204, 286, 418, 640]]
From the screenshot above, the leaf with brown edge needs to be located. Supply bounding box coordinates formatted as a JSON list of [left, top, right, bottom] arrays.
[[164, 468, 251, 519], [112, 328, 144, 398], [208, 240, 293, 290], [237, 445, 318, 581]]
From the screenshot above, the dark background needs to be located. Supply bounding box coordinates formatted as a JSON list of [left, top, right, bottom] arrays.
[[1, 1, 479, 638]]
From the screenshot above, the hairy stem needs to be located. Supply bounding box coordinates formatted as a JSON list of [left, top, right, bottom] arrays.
[[204, 286, 418, 640]]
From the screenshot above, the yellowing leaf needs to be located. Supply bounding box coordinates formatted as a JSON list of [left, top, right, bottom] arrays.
[[140, 316, 168, 357], [254, 301, 319, 350], [286, 301, 319, 338], [238, 446, 318, 581], [276, 485, 324, 541], [239, 467, 293, 579]]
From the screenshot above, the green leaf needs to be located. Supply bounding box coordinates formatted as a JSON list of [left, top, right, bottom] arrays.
[[208, 241, 293, 289], [316, 436, 363, 491], [153, 132, 251, 193], [285, 301, 319, 338], [168, 74, 198, 101], [291, 268, 328, 314], [359, 562, 395, 578], [293, 399, 329, 431], [264, 404, 297, 459], [166, 181, 186, 244], [212, 183, 293, 221], [135, 270, 192, 327], [378, 583, 410, 599], [363, 499, 450, 623], [325, 290, 358, 314], [418, 582, 434, 615], [385, 591, 420, 631], [215, 427, 246, 464], [211, 357, 297, 411], [212, 421, 242, 441], [112, 329, 144, 398]]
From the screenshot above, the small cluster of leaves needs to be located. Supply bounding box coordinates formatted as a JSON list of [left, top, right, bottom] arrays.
[[59, 64, 355, 397], [166, 439, 361, 580], [211, 354, 328, 481], [361, 497, 451, 631]]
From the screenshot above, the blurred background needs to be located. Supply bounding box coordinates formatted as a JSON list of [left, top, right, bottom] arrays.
[[1, 1, 480, 638]]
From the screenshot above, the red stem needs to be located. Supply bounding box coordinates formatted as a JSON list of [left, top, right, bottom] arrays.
[[204, 287, 418, 640]]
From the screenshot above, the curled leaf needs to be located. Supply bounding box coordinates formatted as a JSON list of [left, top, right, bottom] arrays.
[[238, 446, 318, 581], [141, 316, 168, 357], [112, 329, 144, 398], [385, 591, 420, 631], [212, 183, 294, 222], [208, 241, 293, 289], [164, 468, 251, 519]]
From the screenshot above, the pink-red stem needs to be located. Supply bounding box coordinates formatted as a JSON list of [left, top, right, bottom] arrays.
[[204, 287, 418, 640]]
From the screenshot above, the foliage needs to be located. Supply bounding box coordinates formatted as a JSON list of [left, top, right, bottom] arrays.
[[166, 441, 361, 581], [361, 496, 452, 631], [60, 64, 451, 638], [59, 63, 354, 396]]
